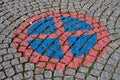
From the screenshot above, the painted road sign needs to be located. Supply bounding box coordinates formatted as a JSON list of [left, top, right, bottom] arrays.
[[13, 11, 110, 70]]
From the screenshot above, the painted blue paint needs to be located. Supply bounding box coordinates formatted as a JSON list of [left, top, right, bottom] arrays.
[[68, 34, 97, 56], [27, 16, 97, 59], [27, 17, 57, 35], [61, 16, 93, 32], [28, 38, 64, 59]]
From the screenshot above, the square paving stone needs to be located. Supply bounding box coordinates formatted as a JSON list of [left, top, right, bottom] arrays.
[[65, 69, 76, 75], [13, 73, 23, 80], [24, 71, 34, 79], [25, 63, 34, 71], [54, 70, 63, 77], [15, 64, 23, 72], [75, 73, 85, 79], [11, 58, 19, 65], [64, 76, 74, 80], [0, 71, 6, 79], [2, 61, 11, 68], [35, 75, 43, 80], [5, 67, 15, 77], [44, 71, 52, 78]]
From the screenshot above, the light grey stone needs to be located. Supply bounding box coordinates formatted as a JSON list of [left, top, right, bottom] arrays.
[[20, 57, 27, 63], [101, 71, 112, 79], [13, 73, 23, 80], [86, 75, 97, 80], [90, 69, 101, 76], [44, 71, 52, 78], [113, 73, 120, 80], [4, 54, 13, 61], [15, 64, 23, 72], [0, 56, 3, 62], [25, 63, 34, 71], [75, 73, 85, 79], [11, 58, 19, 65], [0, 49, 7, 55], [64, 76, 74, 80], [65, 69, 76, 75], [35, 75, 43, 80], [24, 71, 34, 79], [54, 77, 62, 80], [104, 65, 114, 72], [8, 47, 17, 53], [54, 70, 63, 77], [107, 58, 118, 66], [79, 67, 89, 73], [0, 71, 6, 79], [2, 61, 11, 68], [94, 63, 104, 70], [5, 67, 15, 77]]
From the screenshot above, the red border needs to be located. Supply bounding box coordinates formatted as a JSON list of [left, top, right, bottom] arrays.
[[13, 10, 110, 70]]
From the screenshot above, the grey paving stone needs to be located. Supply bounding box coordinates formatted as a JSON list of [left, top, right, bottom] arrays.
[[0, 44, 8, 48], [54, 70, 63, 77], [75, 73, 85, 79], [90, 69, 101, 76], [104, 64, 114, 72], [0, 56, 3, 62], [113, 73, 120, 80], [24, 71, 34, 79], [79, 66, 89, 73], [94, 63, 104, 70], [101, 71, 112, 79], [64, 76, 74, 80], [115, 66, 120, 74], [4, 54, 13, 61], [0, 49, 7, 55], [44, 71, 52, 78], [20, 57, 27, 63], [54, 77, 62, 80], [15, 64, 23, 73], [2, 61, 11, 68], [65, 69, 76, 75], [107, 58, 118, 66], [35, 68, 44, 74], [3, 38, 12, 43], [25, 63, 34, 71], [8, 47, 17, 53], [0, 71, 6, 79], [86, 75, 97, 80], [5, 67, 15, 77], [13, 73, 23, 80], [111, 53, 120, 61], [11, 58, 19, 65], [35, 75, 44, 80], [0, 64, 3, 70], [5, 78, 13, 80]]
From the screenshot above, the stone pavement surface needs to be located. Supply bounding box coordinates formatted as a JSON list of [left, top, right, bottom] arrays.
[[0, 0, 120, 80]]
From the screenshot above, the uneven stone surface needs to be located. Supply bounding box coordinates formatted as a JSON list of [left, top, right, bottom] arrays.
[[0, 0, 120, 80]]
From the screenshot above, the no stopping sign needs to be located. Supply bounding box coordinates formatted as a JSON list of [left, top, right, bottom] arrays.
[[13, 11, 110, 70]]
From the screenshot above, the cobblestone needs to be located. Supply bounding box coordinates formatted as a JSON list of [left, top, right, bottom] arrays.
[[25, 63, 34, 71], [5, 67, 15, 77], [0, 0, 120, 79], [64, 76, 74, 80], [0, 71, 6, 79], [11, 58, 19, 65], [54, 70, 63, 77], [13, 73, 23, 80], [44, 71, 52, 78], [15, 64, 23, 72], [2, 61, 11, 68], [4, 54, 13, 61], [24, 71, 34, 79], [35, 75, 43, 80]]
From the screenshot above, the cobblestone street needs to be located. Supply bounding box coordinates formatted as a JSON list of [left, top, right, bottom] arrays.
[[0, 0, 120, 80]]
